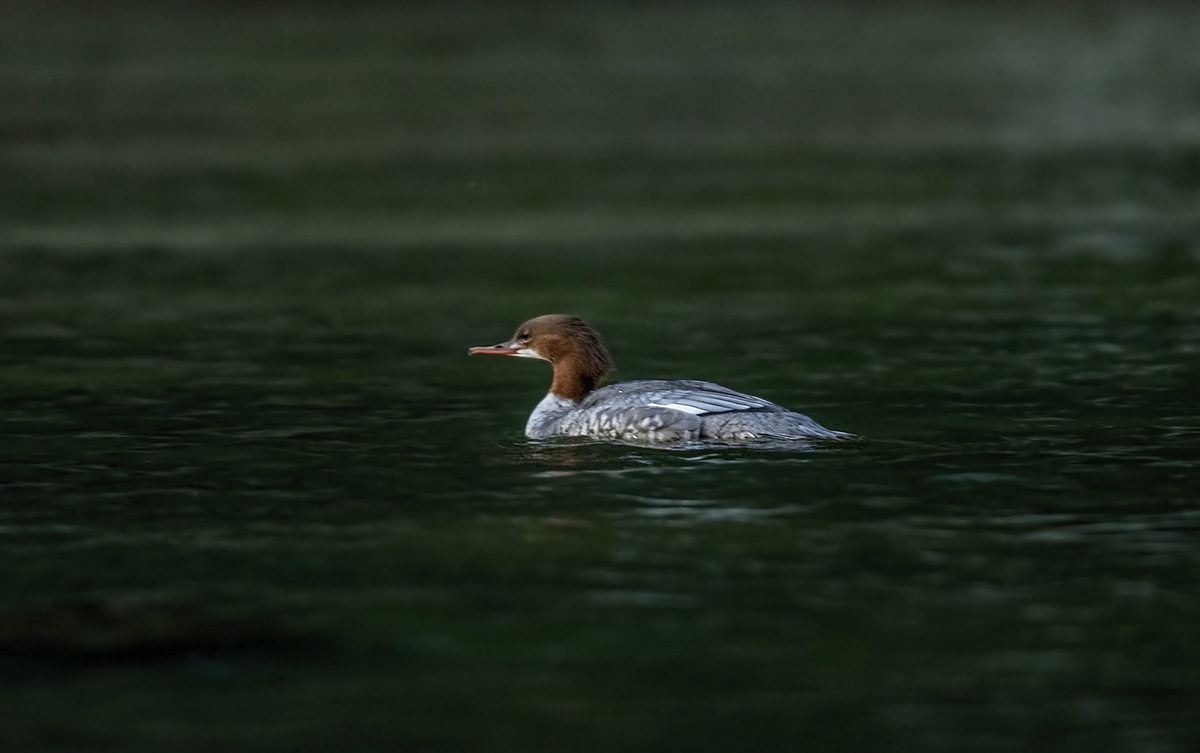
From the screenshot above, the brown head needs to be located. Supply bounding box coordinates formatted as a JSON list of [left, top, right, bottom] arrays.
[[468, 314, 615, 401]]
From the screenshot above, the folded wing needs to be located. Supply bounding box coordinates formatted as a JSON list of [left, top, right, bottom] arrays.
[[581, 379, 779, 415]]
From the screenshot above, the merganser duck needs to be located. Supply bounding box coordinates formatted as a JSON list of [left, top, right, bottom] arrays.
[[469, 314, 851, 443]]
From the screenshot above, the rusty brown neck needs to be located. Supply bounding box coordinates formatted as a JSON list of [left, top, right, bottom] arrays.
[[549, 358, 603, 402]]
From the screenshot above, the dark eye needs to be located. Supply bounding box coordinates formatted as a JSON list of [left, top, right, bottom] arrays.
[[517, 331, 530, 340]]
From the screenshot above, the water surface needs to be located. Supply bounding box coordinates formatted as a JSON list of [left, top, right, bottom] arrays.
[[2, 4, 1200, 751]]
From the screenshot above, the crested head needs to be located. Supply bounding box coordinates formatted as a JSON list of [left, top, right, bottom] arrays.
[[469, 314, 615, 402], [512, 314, 615, 401]]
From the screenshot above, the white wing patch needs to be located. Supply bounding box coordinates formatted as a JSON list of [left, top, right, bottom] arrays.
[[646, 402, 708, 415]]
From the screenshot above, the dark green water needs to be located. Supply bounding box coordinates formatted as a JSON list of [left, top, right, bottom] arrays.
[[3, 4, 1200, 751]]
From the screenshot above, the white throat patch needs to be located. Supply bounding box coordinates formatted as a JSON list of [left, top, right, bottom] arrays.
[[513, 347, 547, 361]]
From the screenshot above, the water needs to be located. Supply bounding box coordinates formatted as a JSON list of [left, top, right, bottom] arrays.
[[2, 4, 1200, 751]]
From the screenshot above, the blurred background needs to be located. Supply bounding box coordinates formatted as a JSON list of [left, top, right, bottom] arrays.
[[2, 1, 1199, 751]]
